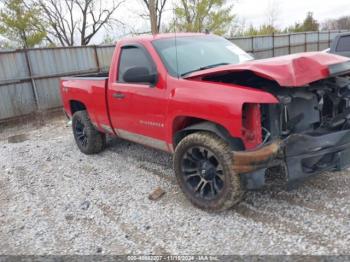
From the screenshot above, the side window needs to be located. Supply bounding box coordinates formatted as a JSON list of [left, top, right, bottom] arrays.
[[118, 46, 154, 83], [336, 36, 350, 52]]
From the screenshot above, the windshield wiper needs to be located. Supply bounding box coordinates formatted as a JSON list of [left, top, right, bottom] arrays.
[[180, 62, 230, 77]]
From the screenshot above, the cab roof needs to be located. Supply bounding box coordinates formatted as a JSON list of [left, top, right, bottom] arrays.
[[118, 33, 207, 45]]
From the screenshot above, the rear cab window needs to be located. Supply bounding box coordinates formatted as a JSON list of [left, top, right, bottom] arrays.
[[336, 35, 350, 52]]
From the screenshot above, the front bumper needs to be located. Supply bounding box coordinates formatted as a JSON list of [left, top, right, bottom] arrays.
[[236, 129, 350, 190]]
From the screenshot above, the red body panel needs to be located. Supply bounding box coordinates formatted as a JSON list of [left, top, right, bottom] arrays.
[[185, 52, 350, 87], [60, 78, 111, 131], [60, 34, 349, 152], [165, 78, 277, 149]]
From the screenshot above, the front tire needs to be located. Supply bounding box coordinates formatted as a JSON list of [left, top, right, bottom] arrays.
[[174, 132, 243, 211], [72, 110, 106, 154]]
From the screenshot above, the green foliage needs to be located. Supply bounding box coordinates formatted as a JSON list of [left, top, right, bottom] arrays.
[[100, 34, 116, 45], [302, 12, 319, 31], [244, 24, 280, 36], [172, 0, 235, 35], [0, 0, 46, 48], [286, 12, 319, 33], [242, 11, 320, 36]]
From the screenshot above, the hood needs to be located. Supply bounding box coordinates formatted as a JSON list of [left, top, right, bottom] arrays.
[[184, 52, 350, 87]]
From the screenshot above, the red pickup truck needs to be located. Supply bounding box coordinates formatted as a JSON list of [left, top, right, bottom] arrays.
[[61, 33, 350, 211]]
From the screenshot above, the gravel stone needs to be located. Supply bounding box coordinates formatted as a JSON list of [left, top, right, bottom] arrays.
[[80, 201, 91, 211], [148, 187, 166, 201], [0, 116, 350, 255]]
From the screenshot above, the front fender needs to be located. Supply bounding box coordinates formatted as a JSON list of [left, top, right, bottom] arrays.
[[166, 79, 278, 143]]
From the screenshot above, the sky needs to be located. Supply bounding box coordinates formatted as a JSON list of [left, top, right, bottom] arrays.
[[98, 0, 350, 42], [234, 0, 350, 29]]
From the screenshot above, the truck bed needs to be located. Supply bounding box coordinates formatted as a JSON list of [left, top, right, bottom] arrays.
[[60, 72, 113, 135]]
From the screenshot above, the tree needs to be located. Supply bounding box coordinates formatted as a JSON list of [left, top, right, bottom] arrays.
[[243, 24, 280, 36], [39, 0, 125, 46], [285, 22, 303, 33], [228, 18, 247, 37], [265, 0, 280, 29], [302, 12, 319, 31], [0, 0, 46, 48], [334, 16, 350, 29], [322, 16, 350, 30], [286, 12, 319, 32], [240, 1, 280, 37], [141, 0, 168, 34], [172, 0, 235, 35], [100, 34, 115, 44]]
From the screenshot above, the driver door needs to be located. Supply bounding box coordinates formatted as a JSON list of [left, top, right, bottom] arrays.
[[108, 44, 168, 150]]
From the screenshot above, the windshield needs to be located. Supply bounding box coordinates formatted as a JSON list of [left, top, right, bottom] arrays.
[[152, 35, 253, 77]]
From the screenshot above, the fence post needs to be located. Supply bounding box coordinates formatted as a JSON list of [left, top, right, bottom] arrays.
[[251, 36, 254, 56], [23, 49, 39, 110], [317, 31, 320, 51], [93, 45, 100, 71], [328, 31, 331, 47], [272, 32, 275, 57], [304, 32, 307, 52], [288, 33, 291, 54]]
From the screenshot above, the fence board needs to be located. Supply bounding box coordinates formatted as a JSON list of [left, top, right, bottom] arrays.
[[96, 45, 114, 71], [27, 47, 98, 77], [0, 83, 36, 120], [0, 51, 29, 83], [34, 78, 62, 110]]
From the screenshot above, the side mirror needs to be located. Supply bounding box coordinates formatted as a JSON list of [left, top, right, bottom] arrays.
[[123, 66, 157, 85]]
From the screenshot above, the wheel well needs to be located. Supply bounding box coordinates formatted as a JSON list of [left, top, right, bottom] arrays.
[[70, 100, 86, 114], [173, 117, 244, 150]]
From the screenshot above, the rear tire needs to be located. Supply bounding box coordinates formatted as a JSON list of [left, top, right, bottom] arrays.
[[72, 110, 106, 154], [174, 132, 244, 211]]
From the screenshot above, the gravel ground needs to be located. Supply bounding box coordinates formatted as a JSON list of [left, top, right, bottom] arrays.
[[0, 115, 350, 255]]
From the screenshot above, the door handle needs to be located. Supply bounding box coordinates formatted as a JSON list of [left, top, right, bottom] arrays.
[[112, 92, 125, 99]]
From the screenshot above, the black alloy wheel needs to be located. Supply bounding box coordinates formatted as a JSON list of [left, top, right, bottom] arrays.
[[181, 146, 225, 200], [72, 110, 106, 154], [174, 132, 243, 211]]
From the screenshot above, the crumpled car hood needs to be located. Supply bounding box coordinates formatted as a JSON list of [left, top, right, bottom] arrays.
[[184, 52, 350, 87]]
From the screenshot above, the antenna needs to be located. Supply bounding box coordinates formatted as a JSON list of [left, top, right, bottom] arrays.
[[173, 7, 180, 79]]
